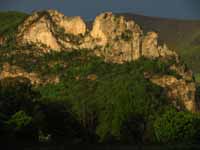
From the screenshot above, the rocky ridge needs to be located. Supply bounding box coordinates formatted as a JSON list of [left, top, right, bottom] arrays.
[[1, 10, 197, 112], [16, 10, 179, 63]]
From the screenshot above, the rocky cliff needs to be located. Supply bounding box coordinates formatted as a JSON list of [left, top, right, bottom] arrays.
[[2, 10, 196, 112], [17, 10, 179, 63]]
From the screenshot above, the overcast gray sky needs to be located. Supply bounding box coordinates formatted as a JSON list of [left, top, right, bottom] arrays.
[[0, 0, 200, 20]]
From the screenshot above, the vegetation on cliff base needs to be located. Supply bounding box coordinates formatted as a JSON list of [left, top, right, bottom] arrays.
[[37, 51, 169, 142], [154, 108, 200, 143]]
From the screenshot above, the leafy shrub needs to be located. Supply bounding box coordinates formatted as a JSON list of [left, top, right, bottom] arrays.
[[121, 30, 133, 41], [6, 110, 32, 131], [154, 108, 200, 143], [0, 77, 39, 115], [5, 110, 38, 141]]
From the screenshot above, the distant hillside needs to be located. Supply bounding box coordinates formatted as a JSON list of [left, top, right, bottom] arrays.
[[121, 13, 200, 76]]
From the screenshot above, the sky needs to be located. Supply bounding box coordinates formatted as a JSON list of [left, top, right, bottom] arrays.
[[0, 0, 200, 20]]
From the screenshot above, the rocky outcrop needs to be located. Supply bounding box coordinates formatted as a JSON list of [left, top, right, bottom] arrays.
[[88, 12, 143, 63], [144, 61, 197, 112], [0, 35, 6, 46], [0, 63, 41, 85], [47, 10, 86, 36], [0, 63, 59, 85], [169, 64, 193, 81], [16, 11, 61, 52], [150, 75, 196, 112], [17, 10, 178, 63], [17, 10, 86, 52], [14, 10, 198, 112], [142, 32, 178, 61], [87, 74, 97, 81]]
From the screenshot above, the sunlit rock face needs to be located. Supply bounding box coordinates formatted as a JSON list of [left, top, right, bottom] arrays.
[[17, 10, 86, 51], [15, 10, 198, 112], [47, 10, 86, 36], [17, 10, 178, 63], [17, 11, 61, 51], [89, 12, 143, 63], [142, 32, 159, 58]]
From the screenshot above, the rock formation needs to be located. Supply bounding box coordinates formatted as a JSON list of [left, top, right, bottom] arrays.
[[88, 12, 142, 63], [150, 75, 196, 112], [47, 10, 86, 36], [0, 63, 41, 85], [17, 10, 86, 52], [0, 35, 6, 46], [0, 63, 59, 85], [5, 9, 196, 112], [16, 10, 178, 63]]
